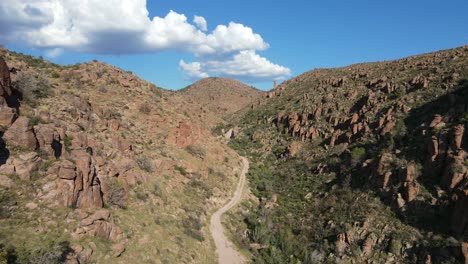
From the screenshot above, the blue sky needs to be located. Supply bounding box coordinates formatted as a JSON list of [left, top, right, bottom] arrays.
[[1, 0, 467, 90]]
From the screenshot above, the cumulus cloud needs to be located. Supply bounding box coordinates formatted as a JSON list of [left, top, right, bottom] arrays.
[[0, 0, 290, 82], [179, 60, 209, 79], [193, 16, 207, 31], [44, 48, 64, 58], [179, 51, 291, 82]]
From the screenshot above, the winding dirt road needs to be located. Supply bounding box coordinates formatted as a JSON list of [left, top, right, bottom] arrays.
[[210, 157, 249, 264]]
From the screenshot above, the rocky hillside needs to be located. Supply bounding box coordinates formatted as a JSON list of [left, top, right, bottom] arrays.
[[225, 46, 468, 263], [180, 77, 264, 119], [0, 48, 246, 263]]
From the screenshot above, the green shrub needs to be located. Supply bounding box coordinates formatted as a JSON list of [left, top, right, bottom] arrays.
[[64, 136, 73, 153], [350, 147, 366, 164], [28, 115, 45, 126], [174, 165, 187, 176], [136, 155, 154, 172], [135, 189, 149, 201], [50, 71, 60, 78], [14, 72, 52, 107], [185, 145, 206, 159], [139, 102, 151, 114], [105, 179, 127, 208]]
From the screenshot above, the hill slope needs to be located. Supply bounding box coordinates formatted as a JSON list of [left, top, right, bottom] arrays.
[[0, 48, 245, 263], [226, 46, 468, 263], [180, 77, 264, 118]]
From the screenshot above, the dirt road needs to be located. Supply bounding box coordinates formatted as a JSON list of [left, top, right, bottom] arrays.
[[210, 157, 249, 264]]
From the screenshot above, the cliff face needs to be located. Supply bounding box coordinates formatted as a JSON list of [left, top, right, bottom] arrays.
[[0, 49, 243, 263], [229, 46, 468, 263]]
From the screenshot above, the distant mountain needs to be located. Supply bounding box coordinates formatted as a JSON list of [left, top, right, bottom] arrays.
[[180, 77, 264, 118]]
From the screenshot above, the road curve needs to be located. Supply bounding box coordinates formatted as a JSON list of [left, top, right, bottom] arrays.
[[210, 157, 249, 264]]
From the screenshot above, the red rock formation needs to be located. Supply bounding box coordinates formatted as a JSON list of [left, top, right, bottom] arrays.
[[286, 142, 301, 157], [441, 151, 466, 191], [411, 75, 429, 89], [34, 124, 62, 157], [428, 135, 439, 161], [0, 57, 12, 96], [72, 151, 103, 208], [453, 124, 464, 150], [403, 164, 420, 202], [336, 233, 347, 256], [12, 152, 42, 181], [3, 116, 38, 150], [288, 113, 299, 129], [362, 233, 375, 256], [330, 129, 341, 147], [429, 114, 443, 128]]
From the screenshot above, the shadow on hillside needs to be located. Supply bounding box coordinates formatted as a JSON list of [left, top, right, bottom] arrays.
[[327, 79, 468, 262], [395, 79, 467, 232]]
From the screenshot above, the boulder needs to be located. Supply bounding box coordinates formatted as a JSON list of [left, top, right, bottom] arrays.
[[80, 209, 110, 226], [0, 175, 13, 188], [34, 124, 61, 157], [12, 152, 42, 180], [3, 116, 38, 150], [224, 128, 234, 139], [59, 160, 76, 180], [0, 97, 16, 127]]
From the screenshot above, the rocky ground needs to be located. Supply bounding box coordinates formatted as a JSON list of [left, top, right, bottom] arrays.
[[0, 48, 246, 263], [226, 45, 468, 263], [1, 43, 467, 263]]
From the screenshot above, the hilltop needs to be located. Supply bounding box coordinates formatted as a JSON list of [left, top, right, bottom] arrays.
[[180, 77, 264, 118]]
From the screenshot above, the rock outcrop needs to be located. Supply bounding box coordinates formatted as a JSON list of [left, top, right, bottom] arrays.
[[3, 116, 38, 150]]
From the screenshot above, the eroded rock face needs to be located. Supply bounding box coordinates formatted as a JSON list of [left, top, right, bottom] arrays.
[[167, 121, 202, 148], [73, 151, 103, 209], [453, 124, 464, 150], [286, 142, 301, 157], [3, 116, 37, 150], [403, 164, 420, 202], [336, 233, 347, 256], [0, 97, 17, 127], [74, 209, 124, 241], [0, 57, 12, 96], [12, 152, 42, 181], [34, 124, 62, 158], [429, 114, 443, 128]]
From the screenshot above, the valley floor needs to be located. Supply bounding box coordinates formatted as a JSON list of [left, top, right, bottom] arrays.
[[210, 157, 249, 264]]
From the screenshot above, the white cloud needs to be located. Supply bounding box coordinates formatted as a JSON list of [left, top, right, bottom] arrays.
[[44, 48, 64, 58], [0, 0, 290, 82], [193, 16, 207, 31], [179, 60, 209, 79], [180, 51, 291, 82]]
